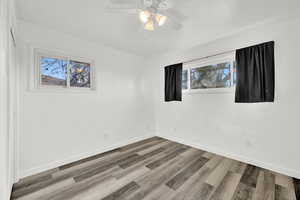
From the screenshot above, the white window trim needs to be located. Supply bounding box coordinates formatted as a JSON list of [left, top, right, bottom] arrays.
[[182, 52, 236, 95], [30, 48, 96, 93]]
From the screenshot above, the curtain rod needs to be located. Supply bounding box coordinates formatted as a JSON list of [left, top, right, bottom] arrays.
[[182, 49, 235, 64]]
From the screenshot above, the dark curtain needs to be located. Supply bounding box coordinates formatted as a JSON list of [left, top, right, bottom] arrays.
[[165, 63, 183, 102], [235, 41, 275, 103]]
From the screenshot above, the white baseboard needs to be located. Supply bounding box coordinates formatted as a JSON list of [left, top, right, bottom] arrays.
[[19, 133, 155, 179], [157, 133, 300, 179]]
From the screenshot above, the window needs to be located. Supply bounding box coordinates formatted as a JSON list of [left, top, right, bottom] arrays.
[[34, 49, 94, 91], [182, 69, 188, 90], [40, 57, 67, 86], [182, 53, 236, 93], [69, 60, 91, 88]]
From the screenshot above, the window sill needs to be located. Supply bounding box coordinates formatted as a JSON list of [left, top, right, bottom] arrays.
[[183, 87, 235, 95], [28, 87, 96, 94]]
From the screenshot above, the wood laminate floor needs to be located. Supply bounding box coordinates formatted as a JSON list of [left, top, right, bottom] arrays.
[[11, 137, 300, 200]]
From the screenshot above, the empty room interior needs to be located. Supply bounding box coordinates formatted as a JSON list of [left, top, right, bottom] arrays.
[[1, 0, 300, 199]]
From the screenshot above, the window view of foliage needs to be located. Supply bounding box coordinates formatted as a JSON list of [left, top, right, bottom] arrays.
[[41, 57, 67, 86], [182, 69, 188, 90], [190, 62, 232, 89], [233, 61, 237, 85], [40, 56, 91, 88], [70, 60, 91, 88]]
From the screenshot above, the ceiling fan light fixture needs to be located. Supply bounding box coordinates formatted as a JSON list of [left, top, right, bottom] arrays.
[[156, 14, 167, 26], [144, 20, 154, 31], [139, 10, 150, 23]]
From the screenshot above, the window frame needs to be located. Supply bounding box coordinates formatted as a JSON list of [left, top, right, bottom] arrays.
[[32, 48, 95, 92], [182, 52, 236, 94]]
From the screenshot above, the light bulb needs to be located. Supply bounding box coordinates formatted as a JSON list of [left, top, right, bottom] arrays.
[[144, 20, 154, 31], [139, 10, 150, 23], [156, 14, 167, 26]]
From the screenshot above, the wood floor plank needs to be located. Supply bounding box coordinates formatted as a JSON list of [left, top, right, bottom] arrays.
[[141, 185, 174, 200], [186, 160, 233, 200], [167, 153, 224, 200], [264, 171, 276, 200], [119, 147, 166, 169], [209, 171, 241, 200], [101, 181, 140, 200], [275, 173, 291, 188], [35, 166, 120, 200], [205, 158, 233, 187], [137, 141, 171, 155], [166, 157, 208, 190], [12, 174, 53, 192], [274, 173, 297, 200], [85, 166, 150, 200], [240, 165, 260, 188], [275, 184, 289, 200], [119, 137, 164, 152], [40, 174, 115, 200], [113, 152, 167, 179], [293, 178, 300, 200], [287, 177, 297, 200], [205, 155, 224, 169], [230, 161, 247, 175], [51, 151, 122, 179], [167, 166, 212, 200], [112, 142, 185, 180], [51, 142, 154, 180], [14, 178, 75, 200], [253, 171, 265, 200], [231, 182, 255, 200], [188, 182, 215, 200], [12, 138, 297, 200], [74, 154, 139, 182], [129, 149, 203, 200], [161, 143, 185, 155], [145, 146, 189, 170], [12, 175, 74, 199], [202, 152, 215, 159], [59, 148, 120, 170], [13, 168, 59, 191], [252, 170, 276, 200]]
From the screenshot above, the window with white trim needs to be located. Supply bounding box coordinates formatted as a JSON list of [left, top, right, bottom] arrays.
[[182, 53, 236, 93], [34, 49, 94, 90]]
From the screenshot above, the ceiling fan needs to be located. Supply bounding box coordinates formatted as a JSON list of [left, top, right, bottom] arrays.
[[106, 0, 186, 31]]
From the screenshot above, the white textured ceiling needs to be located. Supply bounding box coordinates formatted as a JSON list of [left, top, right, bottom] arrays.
[[15, 0, 300, 56]]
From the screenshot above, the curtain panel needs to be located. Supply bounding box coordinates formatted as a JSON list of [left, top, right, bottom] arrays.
[[235, 41, 275, 103], [165, 63, 183, 102]]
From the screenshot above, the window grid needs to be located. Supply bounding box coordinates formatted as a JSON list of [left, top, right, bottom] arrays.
[[34, 49, 95, 91], [182, 53, 235, 94]]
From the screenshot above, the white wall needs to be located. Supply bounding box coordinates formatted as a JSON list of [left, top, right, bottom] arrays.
[[0, 0, 9, 198], [17, 21, 155, 178], [0, 0, 17, 199], [146, 17, 300, 178]]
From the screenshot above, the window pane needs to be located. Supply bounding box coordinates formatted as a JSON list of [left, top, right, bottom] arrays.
[[70, 60, 91, 88], [233, 61, 237, 85], [182, 69, 188, 90], [190, 62, 231, 89], [41, 57, 67, 86]]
